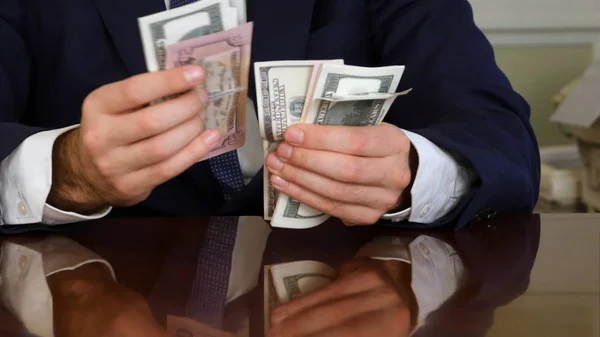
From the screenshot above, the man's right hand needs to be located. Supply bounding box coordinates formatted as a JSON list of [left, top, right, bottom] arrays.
[[47, 65, 221, 213]]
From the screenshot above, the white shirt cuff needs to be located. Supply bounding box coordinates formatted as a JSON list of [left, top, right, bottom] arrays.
[[0, 125, 111, 226], [355, 236, 465, 333], [0, 237, 115, 337], [399, 130, 477, 224]]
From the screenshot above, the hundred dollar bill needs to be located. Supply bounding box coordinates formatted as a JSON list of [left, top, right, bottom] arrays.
[[254, 60, 343, 142], [254, 60, 343, 224], [229, 0, 247, 24], [264, 261, 335, 331], [301, 64, 406, 125], [138, 0, 237, 72], [164, 23, 253, 161]]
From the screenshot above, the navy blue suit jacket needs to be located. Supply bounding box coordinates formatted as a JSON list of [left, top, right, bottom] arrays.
[[0, 0, 540, 229]]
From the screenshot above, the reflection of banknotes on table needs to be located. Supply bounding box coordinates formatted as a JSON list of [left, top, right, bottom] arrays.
[[164, 23, 253, 161], [264, 261, 336, 331]]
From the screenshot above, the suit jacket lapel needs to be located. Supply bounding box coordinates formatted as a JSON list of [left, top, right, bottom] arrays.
[[92, 0, 165, 75]]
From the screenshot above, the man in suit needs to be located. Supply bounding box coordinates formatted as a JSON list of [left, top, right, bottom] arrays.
[[0, 0, 540, 230]]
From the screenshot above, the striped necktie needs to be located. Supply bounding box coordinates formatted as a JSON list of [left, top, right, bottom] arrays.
[[169, 0, 246, 200], [186, 217, 238, 328]]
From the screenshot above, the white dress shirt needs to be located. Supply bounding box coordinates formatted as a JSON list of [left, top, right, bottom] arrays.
[[0, 0, 476, 226]]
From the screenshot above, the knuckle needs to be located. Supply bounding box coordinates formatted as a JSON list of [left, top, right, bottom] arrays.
[[391, 165, 411, 190], [293, 148, 311, 167], [187, 89, 206, 111], [321, 200, 342, 215], [378, 286, 400, 303], [94, 157, 114, 178], [359, 267, 384, 286], [147, 139, 171, 159], [81, 129, 103, 154], [382, 194, 400, 210], [155, 162, 179, 182], [340, 158, 362, 182], [391, 306, 412, 330], [81, 93, 97, 114], [111, 178, 132, 198], [165, 70, 186, 93], [136, 114, 161, 134], [331, 183, 349, 201], [123, 80, 146, 106], [356, 211, 381, 225], [348, 129, 369, 153]]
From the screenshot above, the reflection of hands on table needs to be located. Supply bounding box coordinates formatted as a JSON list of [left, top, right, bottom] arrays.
[[49, 263, 166, 337], [0, 237, 164, 337], [267, 257, 415, 337]]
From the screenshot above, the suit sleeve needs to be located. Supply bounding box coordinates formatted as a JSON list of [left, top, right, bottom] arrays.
[[368, 0, 540, 229], [0, 4, 111, 226], [0, 2, 44, 161]]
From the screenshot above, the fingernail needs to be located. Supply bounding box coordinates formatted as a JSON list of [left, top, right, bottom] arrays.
[[277, 143, 293, 159], [184, 66, 204, 84], [271, 175, 289, 188], [266, 154, 283, 170], [203, 130, 221, 147], [284, 127, 304, 145]]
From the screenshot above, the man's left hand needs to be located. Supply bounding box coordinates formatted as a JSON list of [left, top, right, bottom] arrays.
[[265, 123, 415, 225]]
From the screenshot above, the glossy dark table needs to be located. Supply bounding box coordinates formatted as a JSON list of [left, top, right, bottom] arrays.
[[0, 214, 598, 337]]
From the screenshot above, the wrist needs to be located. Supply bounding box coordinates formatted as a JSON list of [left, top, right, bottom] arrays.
[[47, 262, 116, 300], [376, 260, 418, 331], [47, 128, 107, 214]]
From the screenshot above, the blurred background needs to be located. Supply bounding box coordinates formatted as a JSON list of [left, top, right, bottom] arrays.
[[469, 0, 600, 215]]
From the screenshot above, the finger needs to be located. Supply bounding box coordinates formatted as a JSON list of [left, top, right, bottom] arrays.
[[302, 309, 411, 337], [110, 88, 207, 144], [270, 289, 401, 337], [265, 154, 399, 211], [274, 143, 411, 190], [126, 129, 221, 190], [271, 265, 388, 325], [270, 176, 383, 225], [108, 113, 206, 172], [283, 123, 409, 157], [92, 65, 205, 114]]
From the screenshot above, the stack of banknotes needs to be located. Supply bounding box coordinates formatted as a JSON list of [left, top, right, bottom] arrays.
[[138, 0, 251, 161], [255, 60, 410, 229], [137, 0, 411, 229], [264, 260, 335, 331]]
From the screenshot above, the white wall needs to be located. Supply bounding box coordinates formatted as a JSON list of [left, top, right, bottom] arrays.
[[469, 0, 600, 30], [468, 0, 600, 47]]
